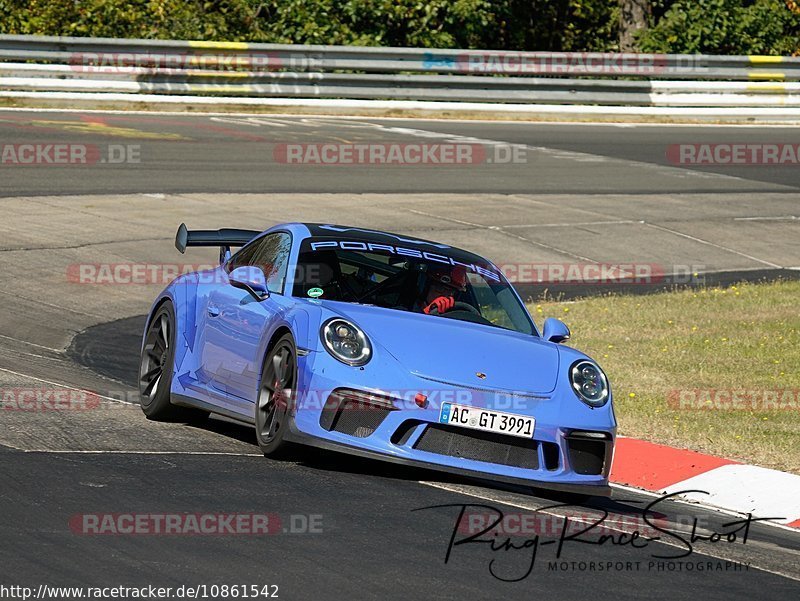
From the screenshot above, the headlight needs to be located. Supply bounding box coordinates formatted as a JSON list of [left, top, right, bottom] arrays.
[[570, 360, 609, 407], [320, 318, 372, 366]]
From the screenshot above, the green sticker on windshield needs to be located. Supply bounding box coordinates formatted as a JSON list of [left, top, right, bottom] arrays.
[[307, 287, 324, 298]]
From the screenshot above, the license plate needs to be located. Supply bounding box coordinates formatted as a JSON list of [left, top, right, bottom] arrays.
[[439, 403, 535, 439]]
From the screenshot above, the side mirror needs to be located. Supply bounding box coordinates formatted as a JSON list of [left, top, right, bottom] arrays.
[[229, 266, 269, 300], [542, 317, 570, 343]]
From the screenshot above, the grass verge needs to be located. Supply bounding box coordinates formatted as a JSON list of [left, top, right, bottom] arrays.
[[530, 280, 800, 474]]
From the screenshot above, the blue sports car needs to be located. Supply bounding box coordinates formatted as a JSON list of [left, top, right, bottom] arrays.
[[140, 223, 616, 496]]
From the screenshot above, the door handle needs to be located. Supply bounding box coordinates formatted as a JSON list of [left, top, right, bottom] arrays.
[[207, 304, 220, 317]]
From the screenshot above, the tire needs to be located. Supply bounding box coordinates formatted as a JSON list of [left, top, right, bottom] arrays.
[[255, 333, 297, 457], [139, 302, 208, 423]]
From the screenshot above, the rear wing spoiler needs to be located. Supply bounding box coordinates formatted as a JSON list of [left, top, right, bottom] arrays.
[[175, 223, 262, 263]]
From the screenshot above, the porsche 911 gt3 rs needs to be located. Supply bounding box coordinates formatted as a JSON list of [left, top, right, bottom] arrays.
[[140, 223, 616, 496]]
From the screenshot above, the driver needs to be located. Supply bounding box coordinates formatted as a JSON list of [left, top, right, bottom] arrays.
[[422, 265, 468, 315]]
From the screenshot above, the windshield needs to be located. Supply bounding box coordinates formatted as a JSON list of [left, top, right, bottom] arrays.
[[292, 238, 535, 335]]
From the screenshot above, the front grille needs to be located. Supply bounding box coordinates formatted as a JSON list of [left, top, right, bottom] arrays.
[[566, 436, 609, 475], [319, 390, 394, 438], [413, 424, 539, 470], [331, 400, 392, 437]]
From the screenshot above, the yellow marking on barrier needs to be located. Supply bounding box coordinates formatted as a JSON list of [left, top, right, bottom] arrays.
[[746, 83, 789, 92], [189, 85, 252, 94], [188, 41, 249, 50], [748, 72, 786, 80], [18, 120, 187, 140], [187, 71, 250, 78], [749, 55, 784, 64]]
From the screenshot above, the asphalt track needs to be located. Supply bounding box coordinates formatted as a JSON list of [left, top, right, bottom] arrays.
[[0, 109, 799, 600]]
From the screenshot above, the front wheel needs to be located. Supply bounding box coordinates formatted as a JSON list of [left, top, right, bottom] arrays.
[[255, 333, 297, 457]]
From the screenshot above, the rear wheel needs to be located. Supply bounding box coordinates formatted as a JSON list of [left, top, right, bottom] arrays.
[[139, 302, 207, 422], [255, 333, 297, 457]]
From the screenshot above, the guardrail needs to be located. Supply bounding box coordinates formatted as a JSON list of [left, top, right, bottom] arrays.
[[1, 34, 800, 109]]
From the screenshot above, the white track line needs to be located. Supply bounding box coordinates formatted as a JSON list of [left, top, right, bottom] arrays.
[[0, 349, 63, 362], [610, 482, 800, 535], [373, 121, 782, 188], [645, 222, 784, 268], [500, 219, 639, 229], [15, 449, 261, 456], [734, 215, 798, 221], [0, 333, 63, 353], [0, 367, 136, 405]]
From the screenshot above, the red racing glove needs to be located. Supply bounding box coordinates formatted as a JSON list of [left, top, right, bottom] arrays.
[[424, 296, 455, 315]]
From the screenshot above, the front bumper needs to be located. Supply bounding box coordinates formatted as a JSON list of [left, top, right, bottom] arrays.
[[290, 352, 616, 496], [284, 419, 612, 497]]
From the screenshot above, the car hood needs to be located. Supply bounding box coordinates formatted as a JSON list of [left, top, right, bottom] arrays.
[[324, 302, 559, 395]]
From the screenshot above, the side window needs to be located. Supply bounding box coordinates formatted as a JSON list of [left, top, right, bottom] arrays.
[[228, 233, 292, 294], [227, 241, 261, 271]]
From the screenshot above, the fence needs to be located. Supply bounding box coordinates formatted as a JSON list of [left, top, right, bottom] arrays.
[[1, 34, 799, 109]]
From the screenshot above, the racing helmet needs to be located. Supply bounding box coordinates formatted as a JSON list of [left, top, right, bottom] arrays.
[[427, 264, 468, 292]]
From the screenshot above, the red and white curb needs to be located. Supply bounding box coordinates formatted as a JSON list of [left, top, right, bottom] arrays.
[[610, 437, 800, 530]]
